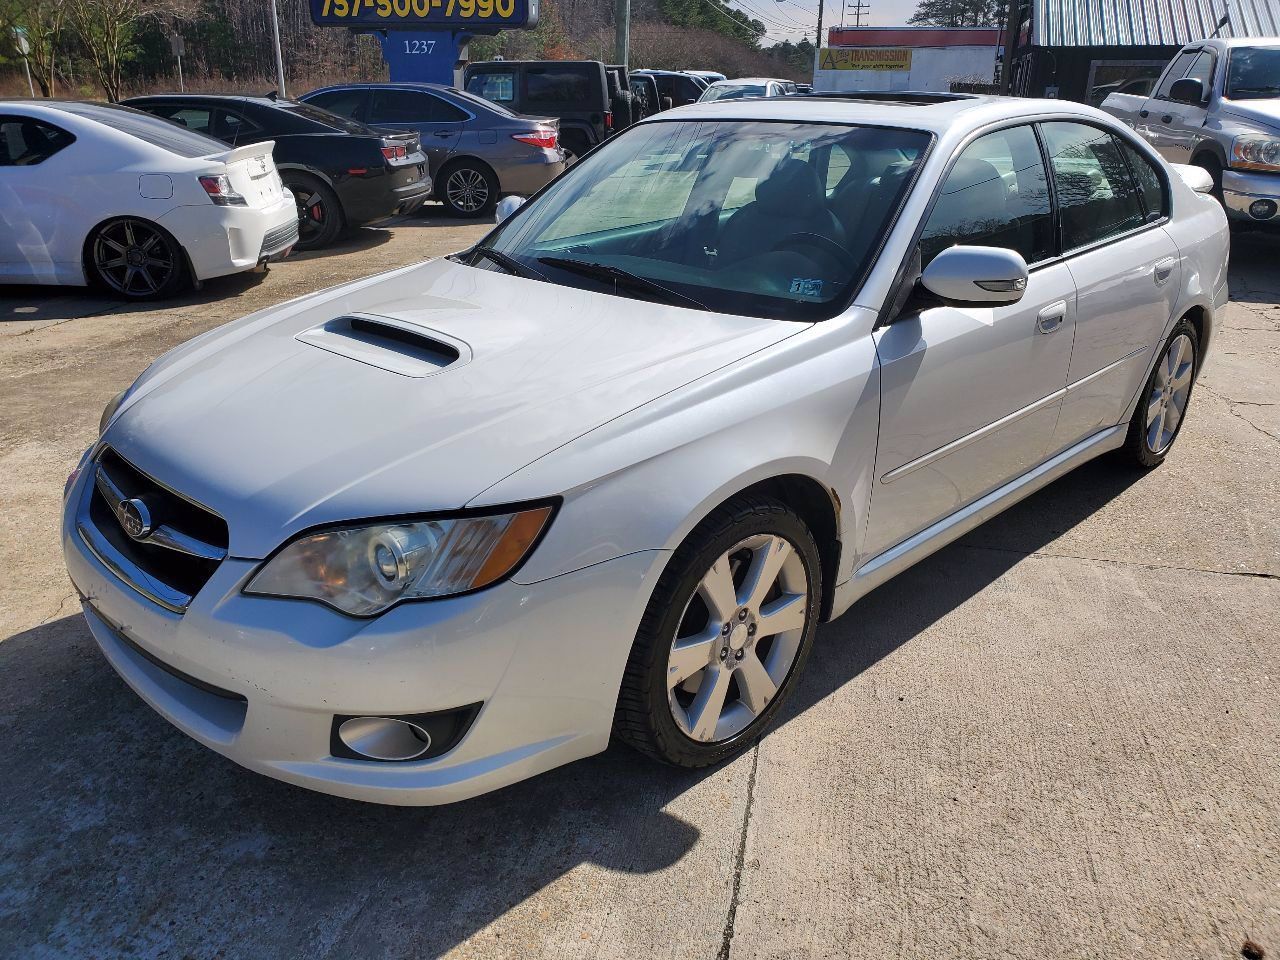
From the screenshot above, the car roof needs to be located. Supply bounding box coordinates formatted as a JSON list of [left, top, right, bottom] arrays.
[[710, 78, 788, 86], [1204, 37, 1280, 49], [123, 93, 283, 105], [657, 92, 1118, 135], [304, 82, 453, 93]]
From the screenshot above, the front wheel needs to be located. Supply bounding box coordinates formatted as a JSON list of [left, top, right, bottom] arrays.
[[1119, 319, 1199, 469], [613, 495, 822, 768]]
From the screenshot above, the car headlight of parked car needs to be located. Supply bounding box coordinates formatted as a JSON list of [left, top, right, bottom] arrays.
[[244, 505, 556, 617], [1230, 134, 1280, 172]]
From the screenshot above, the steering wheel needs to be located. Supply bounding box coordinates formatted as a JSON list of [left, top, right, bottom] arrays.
[[771, 232, 858, 273]]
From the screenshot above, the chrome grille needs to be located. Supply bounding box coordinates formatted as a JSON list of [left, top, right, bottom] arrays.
[[76, 449, 228, 613]]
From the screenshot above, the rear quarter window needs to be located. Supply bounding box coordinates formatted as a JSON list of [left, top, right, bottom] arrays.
[[526, 67, 595, 106]]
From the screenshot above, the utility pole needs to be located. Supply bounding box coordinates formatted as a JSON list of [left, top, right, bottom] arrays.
[[614, 0, 629, 65], [815, 0, 823, 51], [269, 0, 288, 98], [999, 0, 1020, 93]]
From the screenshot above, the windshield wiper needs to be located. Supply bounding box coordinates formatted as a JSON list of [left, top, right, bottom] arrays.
[[469, 246, 547, 281], [536, 256, 708, 311]]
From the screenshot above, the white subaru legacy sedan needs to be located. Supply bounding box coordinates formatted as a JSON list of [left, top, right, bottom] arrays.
[[64, 93, 1229, 804], [1, 101, 297, 299]]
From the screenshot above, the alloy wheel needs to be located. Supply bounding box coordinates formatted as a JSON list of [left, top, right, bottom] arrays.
[[446, 168, 489, 214], [292, 187, 328, 242], [92, 220, 175, 297], [1145, 333, 1194, 454], [666, 533, 809, 743]]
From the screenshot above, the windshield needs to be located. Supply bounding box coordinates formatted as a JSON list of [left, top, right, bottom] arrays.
[[477, 119, 929, 321], [702, 84, 768, 102], [1226, 46, 1280, 99]]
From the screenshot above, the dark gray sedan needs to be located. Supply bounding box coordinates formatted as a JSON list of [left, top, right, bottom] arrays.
[[302, 83, 567, 218]]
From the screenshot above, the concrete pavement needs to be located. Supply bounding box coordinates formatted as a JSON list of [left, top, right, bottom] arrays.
[[0, 216, 1276, 960]]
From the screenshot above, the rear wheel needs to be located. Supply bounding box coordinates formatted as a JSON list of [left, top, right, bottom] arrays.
[[438, 160, 498, 218], [613, 495, 821, 768], [1119, 319, 1199, 469], [283, 172, 344, 250], [87, 218, 186, 301]]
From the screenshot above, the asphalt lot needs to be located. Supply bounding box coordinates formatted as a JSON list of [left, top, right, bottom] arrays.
[[0, 211, 1276, 960]]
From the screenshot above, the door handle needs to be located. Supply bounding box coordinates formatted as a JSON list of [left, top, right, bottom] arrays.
[[1037, 301, 1067, 334], [1162, 114, 1173, 123], [1139, 109, 1149, 118], [1154, 257, 1177, 285], [433, 131, 453, 137]]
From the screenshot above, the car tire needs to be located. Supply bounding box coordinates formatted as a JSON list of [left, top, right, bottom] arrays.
[[283, 172, 344, 250], [1192, 153, 1226, 208], [437, 159, 498, 218], [1119, 318, 1199, 469], [86, 218, 187, 301], [613, 494, 822, 768]]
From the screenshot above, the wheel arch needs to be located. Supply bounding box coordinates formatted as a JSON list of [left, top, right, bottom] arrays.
[[438, 154, 499, 183], [276, 162, 337, 189]]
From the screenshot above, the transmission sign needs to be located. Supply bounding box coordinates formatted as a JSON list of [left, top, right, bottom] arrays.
[[819, 47, 913, 71], [311, 0, 536, 28]]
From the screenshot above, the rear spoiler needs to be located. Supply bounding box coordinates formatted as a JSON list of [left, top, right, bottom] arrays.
[[203, 141, 276, 163]]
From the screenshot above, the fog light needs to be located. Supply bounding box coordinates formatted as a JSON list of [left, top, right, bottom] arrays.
[[1248, 199, 1277, 220]]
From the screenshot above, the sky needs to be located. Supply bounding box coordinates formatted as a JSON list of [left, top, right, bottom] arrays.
[[751, 0, 921, 45]]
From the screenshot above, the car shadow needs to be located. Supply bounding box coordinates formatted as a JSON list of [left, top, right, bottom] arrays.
[[0, 457, 1145, 958], [285, 223, 396, 263]]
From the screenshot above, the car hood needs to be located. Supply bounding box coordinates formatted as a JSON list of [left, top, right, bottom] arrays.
[[106, 258, 797, 558], [1220, 98, 1280, 134]]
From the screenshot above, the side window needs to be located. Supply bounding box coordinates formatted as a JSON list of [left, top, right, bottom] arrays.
[[368, 90, 433, 123], [466, 72, 515, 104], [159, 106, 215, 135], [1041, 121, 1146, 250], [919, 124, 1054, 267], [1156, 49, 1199, 98], [1183, 51, 1215, 90], [305, 89, 367, 119], [0, 117, 76, 166], [526, 68, 592, 106], [1117, 138, 1168, 221], [424, 95, 467, 123]]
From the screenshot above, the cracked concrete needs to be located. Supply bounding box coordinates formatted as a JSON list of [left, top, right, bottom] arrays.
[[1, 217, 1277, 960]]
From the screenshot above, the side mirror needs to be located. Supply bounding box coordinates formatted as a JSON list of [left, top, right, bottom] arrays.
[[919, 246, 1029, 306], [1169, 77, 1207, 104], [495, 195, 526, 224]]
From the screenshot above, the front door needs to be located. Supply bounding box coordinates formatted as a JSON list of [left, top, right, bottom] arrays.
[[1140, 48, 1213, 162], [864, 123, 1077, 561]]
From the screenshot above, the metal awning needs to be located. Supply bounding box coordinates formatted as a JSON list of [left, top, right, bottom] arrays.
[[1031, 0, 1280, 47]]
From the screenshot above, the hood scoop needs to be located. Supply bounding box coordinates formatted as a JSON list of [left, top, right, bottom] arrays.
[[295, 314, 470, 377]]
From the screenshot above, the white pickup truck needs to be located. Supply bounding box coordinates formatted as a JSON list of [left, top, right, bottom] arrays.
[[1101, 37, 1280, 225]]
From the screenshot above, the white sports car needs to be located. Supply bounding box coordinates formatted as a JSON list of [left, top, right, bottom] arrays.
[[0, 100, 297, 299], [64, 92, 1229, 804]]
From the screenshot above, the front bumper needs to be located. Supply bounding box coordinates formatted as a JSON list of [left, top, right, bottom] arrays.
[[1221, 168, 1280, 223], [62, 465, 662, 805], [160, 196, 298, 282]]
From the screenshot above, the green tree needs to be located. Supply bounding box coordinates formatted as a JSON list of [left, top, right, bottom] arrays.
[[908, 0, 1006, 27]]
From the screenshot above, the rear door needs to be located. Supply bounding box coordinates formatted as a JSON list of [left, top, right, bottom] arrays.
[[865, 123, 1076, 560], [1044, 121, 1182, 452], [366, 88, 462, 174]]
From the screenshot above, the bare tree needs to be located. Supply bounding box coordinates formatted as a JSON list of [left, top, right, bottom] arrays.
[[65, 0, 188, 100], [1, 0, 66, 96]]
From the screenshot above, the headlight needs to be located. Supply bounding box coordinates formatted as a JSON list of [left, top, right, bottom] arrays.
[[99, 388, 129, 435], [244, 505, 556, 617], [1230, 135, 1280, 172]]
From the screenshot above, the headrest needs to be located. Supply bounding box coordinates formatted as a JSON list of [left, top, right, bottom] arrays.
[[755, 158, 823, 217]]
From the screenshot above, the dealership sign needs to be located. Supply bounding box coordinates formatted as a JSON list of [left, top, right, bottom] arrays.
[[819, 47, 913, 71], [310, 0, 536, 29]]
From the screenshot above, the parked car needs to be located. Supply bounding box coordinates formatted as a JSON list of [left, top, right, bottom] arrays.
[[124, 94, 430, 250], [0, 100, 295, 299], [632, 69, 708, 108], [300, 83, 566, 219], [699, 78, 795, 102], [66, 92, 1228, 805], [630, 72, 662, 119], [1100, 37, 1280, 226], [464, 60, 612, 161], [685, 70, 728, 84]]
